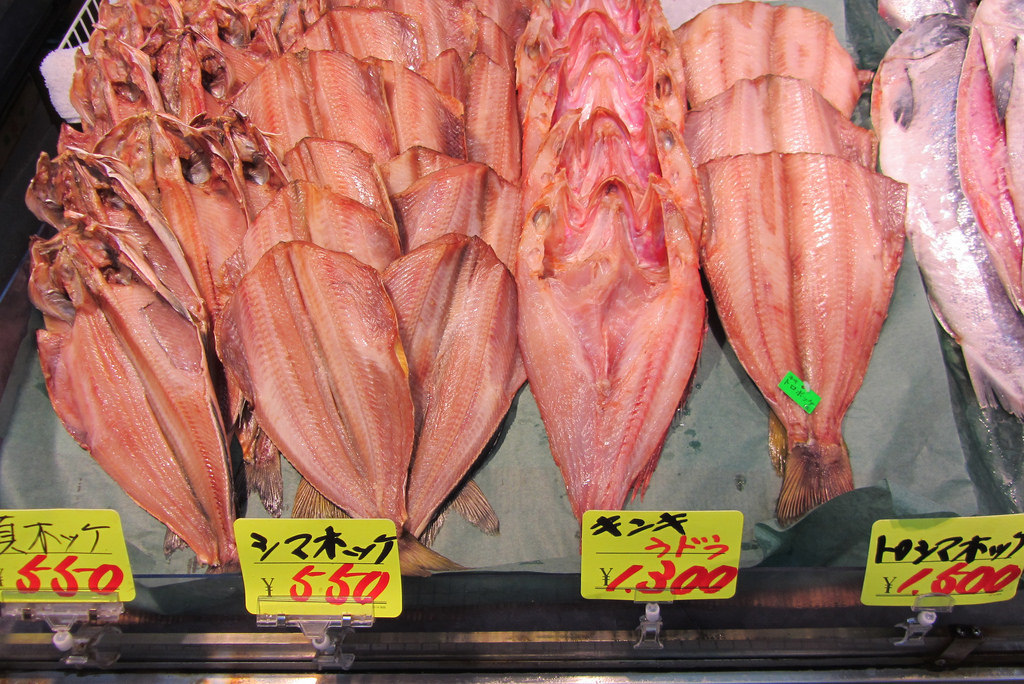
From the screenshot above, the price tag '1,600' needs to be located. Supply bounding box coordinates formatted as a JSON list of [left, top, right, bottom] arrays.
[[581, 510, 743, 601], [235, 518, 402, 618], [0, 509, 135, 604], [862, 514, 1024, 606]]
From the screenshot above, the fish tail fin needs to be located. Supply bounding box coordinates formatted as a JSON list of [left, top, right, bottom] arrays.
[[398, 533, 465, 576], [292, 477, 350, 519], [963, 350, 1024, 418], [246, 432, 284, 517], [776, 441, 853, 526]]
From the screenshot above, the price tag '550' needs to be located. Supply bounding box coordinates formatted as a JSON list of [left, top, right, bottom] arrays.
[[0, 509, 135, 604], [235, 518, 402, 618]]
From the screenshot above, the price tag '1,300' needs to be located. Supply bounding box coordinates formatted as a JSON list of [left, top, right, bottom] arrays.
[[581, 510, 743, 601], [235, 518, 402, 618], [862, 514, 1024, 606], [0, 509, 135, 604]]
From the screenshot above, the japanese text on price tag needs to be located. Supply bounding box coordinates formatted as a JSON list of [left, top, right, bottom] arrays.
[[861, 514, 1024, 606], [581, 510, 743, 600], [235, 518, 402, 617], [0, 509, 135, 604]]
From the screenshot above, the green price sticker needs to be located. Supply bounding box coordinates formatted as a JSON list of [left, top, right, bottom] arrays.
[[235, 518, 402, 618], [0, 509, 135, 604], [581, 510, 743, 601], [861, 514, 1024, 606], [778, 371, 821, 414]]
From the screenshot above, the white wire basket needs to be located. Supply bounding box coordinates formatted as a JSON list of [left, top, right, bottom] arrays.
[[58, 0, 100, 50]]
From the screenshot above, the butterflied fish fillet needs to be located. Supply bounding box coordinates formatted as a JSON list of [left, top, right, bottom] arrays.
[[518, 176, 706, 520], [283, 137, 397, 228], [383, 234, 524, 537], [214, 113, 289, 220], [874, 13, 1024, 416], [68, 32, 164, 148], [465, 53, 521, 182], [468, 0, 531, 42], [699, 152, 906, 523], [675, 1, 870, 116], [93, 113, 250, 319], [377, 60, 466, 159], [228, 180, 401, 278], [216, 241, 414, 528], [391, 161, 522, 268], [517, 0, 704, 520], [421, 49, 468, 102], [25, 149, 206, 329], [291, 7, 425, 72], [150, 30, 219, 122], [232, 50, 397, 162], [685, 75, 877, 167], [29, 226, 236, 567], [381, 146, 465, 196]]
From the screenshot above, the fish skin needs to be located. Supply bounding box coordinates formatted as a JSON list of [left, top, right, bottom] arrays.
[[30, 226, 237, 567], [215, 241, 414, 528], [675, 1, 870, 116], [877, 0, 975, 31], [383, 234, 524, 538], [698, 152, 906, 523], [957, 0, 1024, 311], [685, 75, 878, 168], [874, 13, 1024, 416], [957, 23, 1024, 311]]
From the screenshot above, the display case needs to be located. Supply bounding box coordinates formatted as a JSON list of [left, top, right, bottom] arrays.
[[2, 0, 1024, 678]]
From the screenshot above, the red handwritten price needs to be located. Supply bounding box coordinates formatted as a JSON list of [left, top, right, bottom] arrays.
[[15, 554, 126, 598], [862, 515, 1024, 606], [605, 559, 737, 596], [894, 562, 1022, 596], [288, 563, 390, 605]]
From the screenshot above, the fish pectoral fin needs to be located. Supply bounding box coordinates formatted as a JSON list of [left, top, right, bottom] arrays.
[[292, 477, 350, 519], [768, 409, 787, 477], [237, 417, 284, 518], [164, 526, 188, 559], [451, 479, 500, 536], [418, 505, 448, 548], [417, 479, 499, 547], [776, 440, 854, 526]]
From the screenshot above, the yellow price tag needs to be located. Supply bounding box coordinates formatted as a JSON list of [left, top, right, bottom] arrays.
[[235, 518, 401, 618], [862, 514, 1024, 606], [581, 510, 743, 600], [0, 509, 135, 604]]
